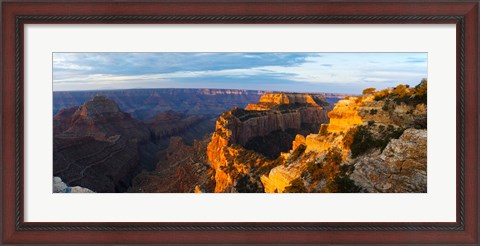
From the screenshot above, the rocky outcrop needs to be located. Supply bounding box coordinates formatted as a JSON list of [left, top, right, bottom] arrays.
[[260, 146, 315, 193], [57, 95, 150, 142], [215, 92, 330, 147], [259, 98, 363, 193], [261, 82, 428, 193], [350, 129, 427, 192], [245, 93, 328, 110], [53, 177, 94, 193], [53, 95, 151, 192], [53, 106, 79, 133], [357, 95, 427, 129], [207, 93, 330, 192], [327, 98, 363, 132], [214, 107, 328, 147]]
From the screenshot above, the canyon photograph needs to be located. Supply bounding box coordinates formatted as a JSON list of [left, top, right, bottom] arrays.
[[52, 52, 427, 193]]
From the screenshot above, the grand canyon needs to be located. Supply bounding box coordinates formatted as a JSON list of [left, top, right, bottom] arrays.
[[53, 80, 427, 193]]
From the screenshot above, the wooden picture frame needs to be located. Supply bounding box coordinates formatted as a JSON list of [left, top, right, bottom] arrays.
[[2, 0, 478, 244]]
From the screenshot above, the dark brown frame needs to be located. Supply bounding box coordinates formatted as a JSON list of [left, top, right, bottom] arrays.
[[1, 0, 478, 244]]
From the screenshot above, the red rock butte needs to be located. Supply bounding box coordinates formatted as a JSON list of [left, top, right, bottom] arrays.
[[245, 92, 327, 111]]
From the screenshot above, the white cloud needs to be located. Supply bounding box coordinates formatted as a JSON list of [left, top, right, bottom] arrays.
[[52, 53, 427, 92]]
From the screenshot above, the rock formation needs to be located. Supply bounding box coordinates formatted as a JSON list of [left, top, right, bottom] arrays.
[[53, 88, 266, 120], [53, 95, 151, 192], [260, 81, 428, 193], [349, 129, 427, 192], [245, 93, 329, 110], [54, 88, 344, 120], [206, 93, 330, 192], [130, 136, 215, 193], [53, 82, 427, 193], [53, 176, 94, 193], [57, 95, 150, 141], [327, 98, 363, 132]]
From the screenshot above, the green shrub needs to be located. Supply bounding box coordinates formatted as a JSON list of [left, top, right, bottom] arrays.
[[235, 175, 261, 193], [284, 178, 307, 193], [413, 79, 427, 104], [355, 96, 363, 104], [369, 109, 378, 115], [391, 84, 409, 98], [288, 144, 306, 161], [342, 127, 357, 148], [306, 160, 323, 180], [412, 117, 427, 129], [319, 124, 328, 136], [320, 148, 343, 192], [390, 80, 427, 106], [362, 88, 376, 95], [350, 125, 405, 158], [378, 124, 385, 132], [334, 164, 363, 193], [374, 89, 389, 101], [382, 101, 390, 111], [258, 156, 284, 175], [325, 147, 342, 164]]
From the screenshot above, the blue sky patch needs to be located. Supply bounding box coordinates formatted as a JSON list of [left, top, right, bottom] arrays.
[[53, 52, 427, 94]]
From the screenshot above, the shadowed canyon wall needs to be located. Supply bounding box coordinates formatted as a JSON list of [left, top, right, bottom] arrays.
[[53, 95, 151, 192], [53, 89, 266, 120]]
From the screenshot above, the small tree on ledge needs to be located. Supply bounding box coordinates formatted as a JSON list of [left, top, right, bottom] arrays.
[[362, 87, 376, 96]]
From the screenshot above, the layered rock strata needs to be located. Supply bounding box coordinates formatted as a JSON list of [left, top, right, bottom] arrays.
[[261, 82, 428, 193], [53, 95, 150, 192], [207, 93, 330, 192], [54, 88, 266, 120]]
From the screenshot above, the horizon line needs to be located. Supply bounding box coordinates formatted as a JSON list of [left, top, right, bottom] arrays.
[[52, 87, 359, 95]]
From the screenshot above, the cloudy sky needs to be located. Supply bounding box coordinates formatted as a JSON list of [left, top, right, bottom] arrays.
[[53, 52, 427, 94]]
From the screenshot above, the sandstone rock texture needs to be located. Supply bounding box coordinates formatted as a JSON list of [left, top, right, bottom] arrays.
[[214, 108, 328, 147], [245, 93, 329, 110], [207, 93, 330, 192], [217, 93, 330, 146], [350, 129, 427, 192], [261, 150, 317, 193], [53, 83, 427, 193], [260, 82, 428, 193], [358, 95, 427, 129], [327, 98, 363, 133]]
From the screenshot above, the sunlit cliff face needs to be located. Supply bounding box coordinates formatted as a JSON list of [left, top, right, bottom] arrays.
[[245, 93, 325, 111], [207, 93, 366, 193], [260, 98, 364, 193], [206, 81, 428, 193], [206, 93, 330, 192], [327, 98, 363, 133], [206, 127, 234, 192]]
